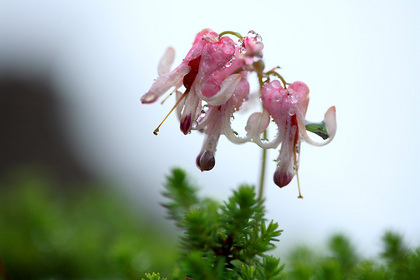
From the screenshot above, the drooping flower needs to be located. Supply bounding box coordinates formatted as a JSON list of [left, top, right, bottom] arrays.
[[260, 80, 337, 193], [141, 29, 245, 135], [195, 73, 250, 171], [141, 29, 265, 172], [140, 28, 337, 197]]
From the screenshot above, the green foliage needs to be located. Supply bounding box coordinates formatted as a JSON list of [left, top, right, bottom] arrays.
[[3, 168, 420, 280], [284, 232, 420, 280], [142, 272, 168, 280], [156, 168, 285, 280], [0, 170, 177, 280]]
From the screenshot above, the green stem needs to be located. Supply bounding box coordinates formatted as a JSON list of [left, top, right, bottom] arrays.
[[258, 131, 267, 201], [218, 31, 243, 39], [257, 73, 267, 201], [265, 71, 287, 88]]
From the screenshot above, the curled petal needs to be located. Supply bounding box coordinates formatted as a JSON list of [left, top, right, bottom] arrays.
[[245, 109, 270, 139], [245, 109, 283, 149], [199, 74, 242, 106], [299, 106, 337, 146], [141, 64, 190, 104], [158, 47, 175, 76], [222, 112, 250, 144]]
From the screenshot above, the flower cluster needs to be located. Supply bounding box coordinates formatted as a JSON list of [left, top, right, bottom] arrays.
[[141, 29, 336, 195]]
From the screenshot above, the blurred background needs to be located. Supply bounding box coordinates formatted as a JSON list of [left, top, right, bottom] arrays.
[[1, 0, 419, 278]]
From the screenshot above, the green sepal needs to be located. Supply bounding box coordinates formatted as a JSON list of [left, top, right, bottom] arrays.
[[305, 121, 329, 140]]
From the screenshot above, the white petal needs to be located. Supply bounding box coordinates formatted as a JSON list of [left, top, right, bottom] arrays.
[[300, 106, 337, 146], [245, 110, 270, 138], [175, 90, 183, 119], [158, 47, 175, 76], [200, 74, 242, 106], [246, 109, 283, 149]]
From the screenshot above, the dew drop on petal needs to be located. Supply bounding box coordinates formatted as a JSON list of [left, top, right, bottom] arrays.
[[289, 107, 296, 116], [272, 81, 281, 89], [192, 120, 199, 129], [225, 58, 233, 67], [247, 30, 262, 41]]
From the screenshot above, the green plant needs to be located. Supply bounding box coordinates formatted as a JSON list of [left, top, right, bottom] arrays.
[[142, 168, 285, 280]]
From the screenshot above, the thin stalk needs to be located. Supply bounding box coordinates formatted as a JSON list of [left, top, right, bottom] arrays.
[[257, 72, 267, 200], [258, 130, 267, 200], [218, 31, 243, 39]]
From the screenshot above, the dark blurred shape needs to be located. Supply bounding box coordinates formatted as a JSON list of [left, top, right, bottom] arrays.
[[0, 73, 92, 186]]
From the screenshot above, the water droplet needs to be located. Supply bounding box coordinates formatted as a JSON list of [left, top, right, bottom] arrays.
[[248, 30, 257, 36], [247, 30, 262, 41], [289, 107, 296, 116], [272, 81, 281, 89], [225, 58, 233, 67]]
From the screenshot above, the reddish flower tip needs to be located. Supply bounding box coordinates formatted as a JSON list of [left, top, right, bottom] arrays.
[[180, 114, 192, 135], [196, 150, 215, 171], [273, 169, 293, 188]]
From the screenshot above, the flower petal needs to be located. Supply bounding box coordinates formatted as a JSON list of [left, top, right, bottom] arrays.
[[273, 125, 297, 188], [200, 74, 242, 106], [141, 64, 190, 104], [158, 47, 175, 76], [196, 106, 222, 171], [299, 106, 337, 146]]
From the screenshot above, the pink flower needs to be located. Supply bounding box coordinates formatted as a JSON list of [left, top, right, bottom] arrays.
[[141, 29, 248, 135], [261, 80, 337, 190], [195, 74, 250, 171], [141, 29, 266, 136]]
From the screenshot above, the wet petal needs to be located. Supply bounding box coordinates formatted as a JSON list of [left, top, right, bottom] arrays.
[[200, 74, 241, 106], [245, 109, 270, 138], [141, 64, 190, 104], [196, 106, 222, 171], [273, 125, 297, 188], [179, 88, 202, 134], [158, 47, 175, 76]]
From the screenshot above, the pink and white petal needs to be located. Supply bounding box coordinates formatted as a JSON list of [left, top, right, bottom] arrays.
[[196, 106, 223, 171], [179, 89, 202, 134], [245, 110, 270, 139], [222, 110, 251, 144], [299, 106, 337, 146], [175, 90, 183, 119], [324, 106, 337, 139], [245, 109, 282, 149], [158, 47, 175, 76], [273, 126, 297, 188], [141, 64, 190, 104], [201, 74, 242, 106]]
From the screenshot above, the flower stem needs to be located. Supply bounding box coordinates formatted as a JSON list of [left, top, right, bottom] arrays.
[[265, 70, 287, 88], [257, 72, 267, 201], [258, 131, 267, 201], [218, 31, 243, 39]]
